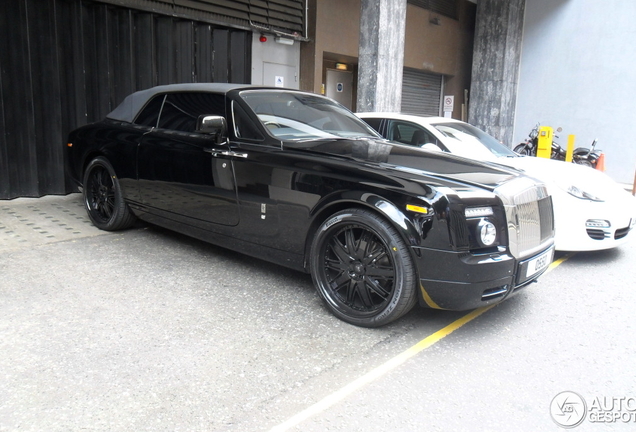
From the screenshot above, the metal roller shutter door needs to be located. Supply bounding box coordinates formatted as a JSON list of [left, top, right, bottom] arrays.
[[401, 68, 443, 116], [0, 0, 252, 199]]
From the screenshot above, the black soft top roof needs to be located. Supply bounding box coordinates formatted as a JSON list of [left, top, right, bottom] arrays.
[[106, 83, 249, 123]]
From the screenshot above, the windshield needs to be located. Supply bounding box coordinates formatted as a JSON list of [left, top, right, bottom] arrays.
[[432, 122, 517, 160], [239, 90, 380, 140]]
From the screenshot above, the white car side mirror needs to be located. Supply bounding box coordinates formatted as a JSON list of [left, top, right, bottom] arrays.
[[421, 143, 442, 152]]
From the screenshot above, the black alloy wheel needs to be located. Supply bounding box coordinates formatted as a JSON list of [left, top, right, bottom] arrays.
[[310, 209, 417, 327], [83, 156, 136, 231]]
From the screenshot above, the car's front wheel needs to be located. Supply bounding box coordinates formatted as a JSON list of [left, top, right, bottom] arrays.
[[310, 209, 418, 327], [83, 156, 136, 231]]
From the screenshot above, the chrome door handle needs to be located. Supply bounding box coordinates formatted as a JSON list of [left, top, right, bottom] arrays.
[[204, 149, 248, 158]]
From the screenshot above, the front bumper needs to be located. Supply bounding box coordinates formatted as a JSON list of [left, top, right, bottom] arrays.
[[413, 244, 554, 310], [552, 187, 636, 251], [554, 206, 635, 251]]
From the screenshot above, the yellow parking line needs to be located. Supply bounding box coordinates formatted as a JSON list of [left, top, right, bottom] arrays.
[[269, 252, 575, 432], [549, 252, 575, 271]]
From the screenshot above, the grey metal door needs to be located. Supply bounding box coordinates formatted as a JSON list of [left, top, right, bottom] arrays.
[[326, 69, 354, 110]]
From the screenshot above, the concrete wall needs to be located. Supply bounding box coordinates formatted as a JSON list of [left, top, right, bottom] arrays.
[[404, 2, 476, 119], [469, 0, 525, 146], [514, 0, 636, 183], [251, 33, 300, 89], [357, 0, 407, 113], [301, 0, 361, 95], [300, 0, 475, 117]]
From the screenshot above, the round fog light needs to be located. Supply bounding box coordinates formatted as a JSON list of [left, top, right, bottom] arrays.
[[479, 220, 497, 246]]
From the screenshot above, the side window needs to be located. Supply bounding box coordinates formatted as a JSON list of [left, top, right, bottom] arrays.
[[134, 95, 165, 127], [157, 92, 226, 132], [362, 117, 382, 134], [390, 121, 438, 147], [232, 102, 264, 140]]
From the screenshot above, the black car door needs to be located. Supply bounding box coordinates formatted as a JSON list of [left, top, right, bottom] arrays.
[[137, 92, 240, 227]]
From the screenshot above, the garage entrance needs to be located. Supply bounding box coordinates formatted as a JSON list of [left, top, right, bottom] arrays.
[[401, 68, 444, 116]]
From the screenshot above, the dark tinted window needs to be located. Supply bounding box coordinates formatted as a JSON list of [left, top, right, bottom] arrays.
[[361, 117, 382, 133], [157, 92, 226, 132], [134, 95, 165, 127], [389, 121, 439, 147]]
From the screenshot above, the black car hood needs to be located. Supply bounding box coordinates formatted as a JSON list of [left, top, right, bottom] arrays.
[[286, 137, 520, 191]]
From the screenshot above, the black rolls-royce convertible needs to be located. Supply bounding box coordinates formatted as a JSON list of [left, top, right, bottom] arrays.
[[66, 84, 555, 327]]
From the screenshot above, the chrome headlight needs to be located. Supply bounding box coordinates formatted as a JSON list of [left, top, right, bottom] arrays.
[[478, 220, 497, 246], [465, 206, 500, 249]]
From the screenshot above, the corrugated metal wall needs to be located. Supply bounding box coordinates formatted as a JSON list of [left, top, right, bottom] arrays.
[[0, 0, 251, 199], [99, 0, 306, 36]]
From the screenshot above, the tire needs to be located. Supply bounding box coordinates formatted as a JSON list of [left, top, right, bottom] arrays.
[[514, 144, 532, 156], [83, 156, 136, 231], [572, 157, 593, 168], [310, 209, 418, 327], [572, 149, 595, 168]]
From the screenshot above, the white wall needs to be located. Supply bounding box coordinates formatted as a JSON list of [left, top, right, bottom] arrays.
[[514, 0, 636, 183], [251, 33, 300, 89]]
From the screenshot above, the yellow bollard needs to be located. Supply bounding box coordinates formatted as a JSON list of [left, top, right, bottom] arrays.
[[536, 126, 553, 159], [565, 135, 575, 162]]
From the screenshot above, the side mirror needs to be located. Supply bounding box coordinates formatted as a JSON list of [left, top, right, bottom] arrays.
[[197, 115, 228, 144], [421, 143, 442, 152]]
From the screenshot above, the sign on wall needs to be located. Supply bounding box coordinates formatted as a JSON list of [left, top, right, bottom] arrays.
[[443, 95, 454, 118]]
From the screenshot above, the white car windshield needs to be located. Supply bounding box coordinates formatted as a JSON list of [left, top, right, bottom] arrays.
[[240, 90, 379, 140], [432, 122, 517, 160]]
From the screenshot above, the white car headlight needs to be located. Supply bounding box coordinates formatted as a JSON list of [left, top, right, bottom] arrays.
[[563, 184, 604, 202]]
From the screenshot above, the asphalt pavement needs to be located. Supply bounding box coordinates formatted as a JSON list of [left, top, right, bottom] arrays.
[[1, 193, 635, 431]]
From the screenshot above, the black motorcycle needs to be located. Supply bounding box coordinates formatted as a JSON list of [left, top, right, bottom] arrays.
[[513, 125, 540, 156], [572, 138, 602, 168], [514, 124, 602, 168]]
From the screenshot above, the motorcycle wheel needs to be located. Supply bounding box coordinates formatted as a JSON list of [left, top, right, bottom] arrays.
[[573, 158, 594, 168], [551, 151, 565, 160], [514, 144, 533, 156], [573, 149, 597, 168]]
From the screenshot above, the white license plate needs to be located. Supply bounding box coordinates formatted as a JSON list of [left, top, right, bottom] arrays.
[[526, 248, 554, 278]]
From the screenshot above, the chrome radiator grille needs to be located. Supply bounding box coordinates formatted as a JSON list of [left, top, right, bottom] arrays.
[[496, 177, 554, 259]]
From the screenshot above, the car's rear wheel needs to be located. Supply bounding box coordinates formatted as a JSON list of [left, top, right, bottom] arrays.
[[83, 156, 136, 231], [310, 209, 418, 327]]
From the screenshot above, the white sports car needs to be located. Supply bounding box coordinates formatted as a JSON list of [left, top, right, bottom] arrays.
[[357, 113, 636, 251]]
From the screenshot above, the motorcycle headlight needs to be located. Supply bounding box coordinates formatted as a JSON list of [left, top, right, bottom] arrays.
[[564, 184, 603, 202]]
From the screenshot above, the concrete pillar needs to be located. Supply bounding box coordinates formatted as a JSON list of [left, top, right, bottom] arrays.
[[469, 0, 525, 145], [357, 0, 407, 112]]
